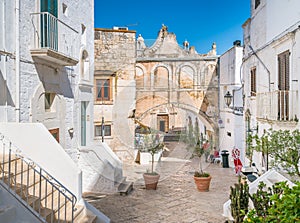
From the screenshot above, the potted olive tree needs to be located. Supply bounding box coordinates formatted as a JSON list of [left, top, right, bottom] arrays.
[[192, 138, 212, 191], [142, 139, 164, 190]]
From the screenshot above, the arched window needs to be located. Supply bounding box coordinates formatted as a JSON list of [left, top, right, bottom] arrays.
[[179, 66, 194, 89], [154, 66, 169, 89]]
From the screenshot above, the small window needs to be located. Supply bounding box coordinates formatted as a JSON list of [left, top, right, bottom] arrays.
[[255, 0, 260, 9], [250, 67, 256, 96], [45, 93, 55, 111], [95, 79, 111, 101], [95, 124, 111, 137]]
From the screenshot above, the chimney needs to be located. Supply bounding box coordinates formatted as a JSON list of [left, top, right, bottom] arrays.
[[233, 40, 241, 46]]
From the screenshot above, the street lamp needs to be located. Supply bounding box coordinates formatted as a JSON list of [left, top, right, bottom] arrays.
[[224, 91, 233, 107]]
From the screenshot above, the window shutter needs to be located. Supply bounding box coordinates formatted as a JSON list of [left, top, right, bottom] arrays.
[[278, 51, 290, 90], [250, 67, 256, 96], [285, 52, 290, 90]]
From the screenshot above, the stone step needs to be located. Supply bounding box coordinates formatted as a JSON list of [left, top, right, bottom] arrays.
[[75, 208, 97, 223], [0, 154, 21, 165], [82, 192, 107, 201], [39, 206, 54, 223], [1, 161, 76, 223], [117, 178, 134, 196]]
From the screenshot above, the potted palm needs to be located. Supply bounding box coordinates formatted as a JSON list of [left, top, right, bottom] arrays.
[[143, 140, 164, 190], [193, 138, 212, 192]]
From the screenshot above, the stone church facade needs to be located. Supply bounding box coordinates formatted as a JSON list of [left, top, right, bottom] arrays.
[[135, 25, 219, 147]]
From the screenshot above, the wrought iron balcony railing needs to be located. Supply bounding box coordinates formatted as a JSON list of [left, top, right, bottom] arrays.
[[30, 12, 79, 66]]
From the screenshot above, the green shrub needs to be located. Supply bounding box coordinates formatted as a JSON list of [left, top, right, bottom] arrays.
[[244, 181, 300, 223]]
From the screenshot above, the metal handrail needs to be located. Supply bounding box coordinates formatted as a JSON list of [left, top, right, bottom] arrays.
[[0, 132, 77, 222], [30, 12, 78, 33]]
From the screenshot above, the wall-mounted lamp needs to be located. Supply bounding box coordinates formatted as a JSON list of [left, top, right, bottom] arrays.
[[68, 127, 74, 138], [224, 91, 233, 107]]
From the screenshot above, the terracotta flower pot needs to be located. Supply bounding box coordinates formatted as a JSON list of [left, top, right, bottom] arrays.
[[143, 173, 160, 190], [193, 175, 212, 192]]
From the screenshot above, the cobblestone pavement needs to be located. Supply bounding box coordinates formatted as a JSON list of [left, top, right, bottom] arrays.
[[89, 142, 238, 223]]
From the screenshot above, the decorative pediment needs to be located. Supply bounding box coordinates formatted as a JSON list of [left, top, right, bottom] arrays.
[[142, 25, 190, 57]]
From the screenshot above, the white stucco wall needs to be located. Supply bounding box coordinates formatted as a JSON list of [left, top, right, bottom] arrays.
[[243, 0, 300, 171], [219, 45, 245, 166], [0, 0, 94, 159]]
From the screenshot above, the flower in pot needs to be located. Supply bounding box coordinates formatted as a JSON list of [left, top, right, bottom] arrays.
[[142, 139, 164, 190], [192, 138, 212, 192]]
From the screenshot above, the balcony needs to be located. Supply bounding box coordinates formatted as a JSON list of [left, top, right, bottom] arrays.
[[30, 12, 79, 66], [256, 90, 298, 122]]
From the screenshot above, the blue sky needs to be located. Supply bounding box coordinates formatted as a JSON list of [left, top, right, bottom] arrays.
[[94, 0, 250, 55]]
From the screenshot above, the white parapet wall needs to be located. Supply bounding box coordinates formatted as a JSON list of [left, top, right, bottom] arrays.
[[78, 142, 124, 194]]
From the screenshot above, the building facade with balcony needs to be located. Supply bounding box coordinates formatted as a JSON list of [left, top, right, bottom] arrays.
[[0, 0, 95, 155], [243, 0, 300, 169], [0, 1, 110, 222]]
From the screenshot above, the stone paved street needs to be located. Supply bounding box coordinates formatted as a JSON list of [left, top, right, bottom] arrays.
[[89, 142, 238, 223]]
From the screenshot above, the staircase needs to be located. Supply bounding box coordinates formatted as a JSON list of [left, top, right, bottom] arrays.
[[0, 134, 97, 223]]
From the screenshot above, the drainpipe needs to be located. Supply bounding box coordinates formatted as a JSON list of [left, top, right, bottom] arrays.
[[248, 45, 271, 92], [15, 0, 20, 122], [2, 1, 7, 122]]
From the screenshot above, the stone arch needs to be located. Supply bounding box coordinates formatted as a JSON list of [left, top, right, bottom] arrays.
[[200, 62, 217, 88], [150, 63, 172, 89], [135, 64, 147, 88], [136, 100, 216, 133], [30, 84, 65, 139], [80, 47, 90, 80], [176, 63, 197, 89]]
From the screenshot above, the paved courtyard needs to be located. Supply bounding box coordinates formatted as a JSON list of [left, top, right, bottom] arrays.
[[88, 142, 238, 223]]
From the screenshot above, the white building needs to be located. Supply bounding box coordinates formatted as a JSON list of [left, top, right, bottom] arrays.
[[219, 41, 245, 167], [0, 1, 110, 222], [243, 0, 300, 170], [0, 0, 95, 156]]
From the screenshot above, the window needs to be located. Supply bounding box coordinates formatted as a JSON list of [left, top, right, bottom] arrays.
[[255, 0, 260, 9], [95, 124, 111, 137], [95, 79, 111, 101], [49, 128, 59, 142], [45, 92, 55, 111], [278, 51, 290, 91], [40, 0, 58, 49], [250, 67, 256, 96], [278, 50, 290, 120]]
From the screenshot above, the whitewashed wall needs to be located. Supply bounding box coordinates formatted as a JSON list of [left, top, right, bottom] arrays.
[[219, 45, 245, 166], [0, 0, 94, 159]]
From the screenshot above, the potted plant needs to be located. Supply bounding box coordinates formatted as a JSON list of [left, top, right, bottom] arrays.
[[192, 138, 212, 192], [143, 141, 164, 190]]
